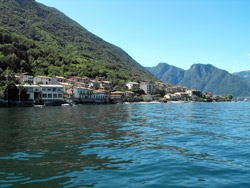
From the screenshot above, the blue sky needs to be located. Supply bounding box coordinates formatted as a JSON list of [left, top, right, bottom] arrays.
[[36, 0, 250, 73]]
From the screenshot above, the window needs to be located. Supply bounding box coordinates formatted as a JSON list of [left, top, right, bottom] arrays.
[[48, 88, 52, 91], [42, 94, 47, 98], [58, 94, 63, 98], [53, 88, 57, 92], [48, 94, 52, 98], [53, 94, 57, 98]]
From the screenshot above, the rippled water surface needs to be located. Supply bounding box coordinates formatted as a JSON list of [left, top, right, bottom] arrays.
[[1, 102, 250, 188]]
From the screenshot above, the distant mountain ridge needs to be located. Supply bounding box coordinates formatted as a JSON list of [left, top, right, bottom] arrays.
[[233, 71, 250, 85], [147, 63, 250, 98], [0, 0, 156, 88]]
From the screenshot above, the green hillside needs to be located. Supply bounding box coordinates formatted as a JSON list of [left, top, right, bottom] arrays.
[[148, 63, 250, 98], [233, 71, 250, 85], [146, 63, 184, 85], [0, 0, 156, 88]]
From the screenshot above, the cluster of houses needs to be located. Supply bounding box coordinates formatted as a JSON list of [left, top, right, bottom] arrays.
[[15, 73, 221, 104]]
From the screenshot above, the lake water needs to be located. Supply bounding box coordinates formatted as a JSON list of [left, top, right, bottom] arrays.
[[0, 102, 250, 188]]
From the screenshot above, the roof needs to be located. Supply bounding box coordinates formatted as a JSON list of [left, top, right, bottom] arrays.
[[94, 90, 106, 94], [39, 85, 64, 88], [58, 82, 72, 87], [35, 75, 51, 79], [75, 87, 92, 90], [22, 85, 40, 88], [55, 76, 66, 79], [126, 82, 139, 85]]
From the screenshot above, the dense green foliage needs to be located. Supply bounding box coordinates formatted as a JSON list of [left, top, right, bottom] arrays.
[[0, 0, 156, 89], [148, 63, 250, 97], [146, 63, 184, 85]]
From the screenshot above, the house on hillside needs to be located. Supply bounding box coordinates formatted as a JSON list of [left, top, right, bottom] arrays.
[[20, 73, 33, 83], [52, 76, 67, 84], [33, 76, 52, 85], [126, 82, 140, 90]]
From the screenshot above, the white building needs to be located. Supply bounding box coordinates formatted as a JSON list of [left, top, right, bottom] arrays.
[[126, 82, 140, 90], [140, 82, 154, 95], [52, 76, 68, 84], [40, 85, 64, 101], [73, 87, 93, 99], [20, 73, 33, 83], [33, 76, 52, 85], [23, 85, 40, 101]]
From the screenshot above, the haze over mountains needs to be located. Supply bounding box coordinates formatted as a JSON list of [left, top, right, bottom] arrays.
[[233, 71, 250, 85], [147, 63, 250, 98], [0, 0, 155, 89]]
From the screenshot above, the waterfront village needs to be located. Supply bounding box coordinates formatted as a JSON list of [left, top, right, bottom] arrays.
[[1, 73, 233, 106]]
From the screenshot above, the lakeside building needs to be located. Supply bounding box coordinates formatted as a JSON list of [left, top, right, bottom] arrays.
[[23, 85, 64, 102], [140, 81, 154, 95], [175, 92, 189, 100], [73, 87, 93, 100], [58, 82, 73, 102], [164, 94, 180, 100], [23, 85, 40, 101], [186, 89, 203, 97], [40, 85, 64, 101], [124, 91, 135, 97], [126, 82, 140, 90]]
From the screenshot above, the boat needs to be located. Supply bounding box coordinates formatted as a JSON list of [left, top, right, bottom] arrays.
[[61, 103, 71, 107], [34, 105, 45, 108]]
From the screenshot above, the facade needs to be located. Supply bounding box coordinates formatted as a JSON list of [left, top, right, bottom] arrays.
[[58, 82, 73, 101], [164, 94, 180, 100], [40, 85, 64, 101], [73, 87, 93, 100], [187, 89, 203, 97], [52, 76, 67, 84], [33, 76, 52, 85], [21, 73, 33, 83], [126, 82, 140, 90], [23, 85, 40, 101], [68, 76, 90, 83], [100, 81, 112, 90], [175, 92, 189, 100], [92, 90, 106, 99], [124, 91, 134, 97], [140, 82, 154, 95]]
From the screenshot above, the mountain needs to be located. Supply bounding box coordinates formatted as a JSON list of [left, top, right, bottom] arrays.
[[233, 71, 250, 85], [0, 0, 156, 88], [147, 63, 250, 98], [145, 63, 184, 85]]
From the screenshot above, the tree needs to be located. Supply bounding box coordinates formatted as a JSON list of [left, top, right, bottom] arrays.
[[4, 81, 19, 101], [227, 94, 233, 100]]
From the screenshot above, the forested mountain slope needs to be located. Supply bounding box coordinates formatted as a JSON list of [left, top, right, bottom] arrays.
[[0, 0, 156, 88], [147, 63, 250, 97]]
